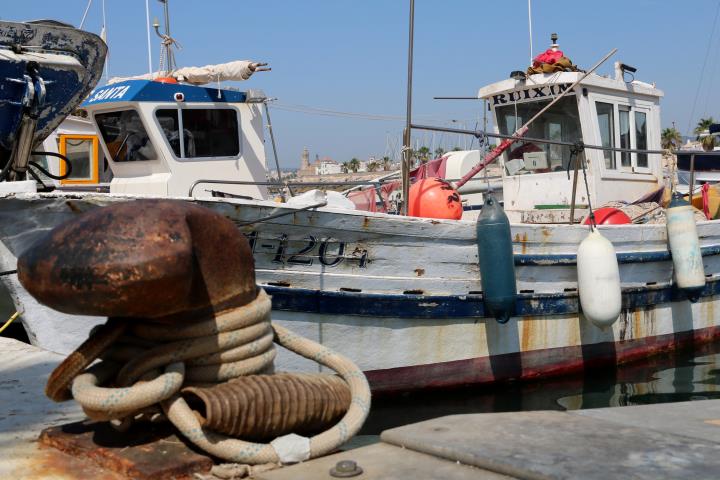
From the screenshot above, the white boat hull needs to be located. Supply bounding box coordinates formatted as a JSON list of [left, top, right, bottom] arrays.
[[2, 192, 720, 392]]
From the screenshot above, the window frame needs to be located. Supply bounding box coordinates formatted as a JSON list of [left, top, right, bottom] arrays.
[[494, 95, 583, 175], [58, 134, 99, 184], [152, 105, 243, 162], [589, 93, 654, 179], [92, 107, 160, 164]]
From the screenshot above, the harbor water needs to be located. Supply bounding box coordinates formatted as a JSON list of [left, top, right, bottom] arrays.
[[360, 339, 720, 438]]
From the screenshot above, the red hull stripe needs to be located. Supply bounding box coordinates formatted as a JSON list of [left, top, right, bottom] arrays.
[[365, 325, 720, 394]]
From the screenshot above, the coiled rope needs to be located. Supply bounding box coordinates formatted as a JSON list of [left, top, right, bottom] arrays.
[[47, 289, 371, 464]]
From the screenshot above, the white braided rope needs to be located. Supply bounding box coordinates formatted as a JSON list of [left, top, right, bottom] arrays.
[[68, 289, 371, 464]]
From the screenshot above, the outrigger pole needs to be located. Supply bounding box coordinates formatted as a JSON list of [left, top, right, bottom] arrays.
[[401, 0, 415, 216], [452, 47, 618, 189]]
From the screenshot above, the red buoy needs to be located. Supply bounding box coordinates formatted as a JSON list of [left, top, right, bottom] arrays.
[[583, 207, 631, 225], [154, 76, 178, 84], [408, 178, 463, 220]]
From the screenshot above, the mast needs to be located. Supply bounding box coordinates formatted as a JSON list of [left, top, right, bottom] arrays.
[[528, 0, 534, 64], [101, 0, 108, 81], [153, 0, 177, 75], [145, 0, 153, 75], [401, 0, 415, 216]]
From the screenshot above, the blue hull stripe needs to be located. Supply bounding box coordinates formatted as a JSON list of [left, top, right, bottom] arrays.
[[264, 278, 720, 319], [515, 244, 720, 266]]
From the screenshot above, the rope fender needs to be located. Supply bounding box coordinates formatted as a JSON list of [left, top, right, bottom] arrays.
[[48, 290, 371, 464]]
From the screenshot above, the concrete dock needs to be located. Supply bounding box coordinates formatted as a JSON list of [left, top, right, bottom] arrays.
[[3, 336, 720, 479]]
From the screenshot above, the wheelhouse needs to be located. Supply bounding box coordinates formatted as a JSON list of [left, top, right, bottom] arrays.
[[480, 63, 663, 222], [81, 79, 268, 199]]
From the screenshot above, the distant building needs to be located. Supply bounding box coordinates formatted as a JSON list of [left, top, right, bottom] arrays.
[[298, 147, 317, 176], [298, 148, 343, 176], [317, 159, 342, 175]]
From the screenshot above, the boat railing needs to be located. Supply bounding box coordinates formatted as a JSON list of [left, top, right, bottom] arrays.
[[189, 178, 398, 197], [410, 123, 668, 156], [188, 175, 502, 198]]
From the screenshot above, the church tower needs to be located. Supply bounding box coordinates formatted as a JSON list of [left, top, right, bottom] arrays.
[[301, 147, 310, 171]]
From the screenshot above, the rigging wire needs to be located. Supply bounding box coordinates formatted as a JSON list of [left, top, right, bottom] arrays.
[[686, 0, 720, 137], [272, 102, 477, 123], [79, 0, 94, 29], [703, 16, 720, 118]]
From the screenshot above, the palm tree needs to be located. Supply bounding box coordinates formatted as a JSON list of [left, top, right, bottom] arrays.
[[367, 161, 379, 172], [416, 146, 431, 164], [341, 162, 349, 173], [695, 117, 716, 139], [348, 158, 360, 173], [434, 147, 445, 158], [661, 127, 683, 151], [382, 156, 392, 171]]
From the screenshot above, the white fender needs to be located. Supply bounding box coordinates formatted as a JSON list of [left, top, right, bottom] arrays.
[[666, 197, 705, 293], [577, 229, 621, 329]]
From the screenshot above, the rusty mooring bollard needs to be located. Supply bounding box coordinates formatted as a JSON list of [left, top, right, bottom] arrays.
[[18, 199, 257, 318], [18, 199, 360, 462]]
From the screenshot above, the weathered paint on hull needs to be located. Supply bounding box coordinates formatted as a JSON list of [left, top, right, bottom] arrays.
[[366, 323, 720, 394], [269, 296, 720, 393], [1, 192, 720, 394]]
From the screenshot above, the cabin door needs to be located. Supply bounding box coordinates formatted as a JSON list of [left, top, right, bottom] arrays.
[[58, 134, 100, 184]]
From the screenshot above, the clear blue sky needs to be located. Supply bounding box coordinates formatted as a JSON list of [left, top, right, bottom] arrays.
[[3, 1, 720, 168]]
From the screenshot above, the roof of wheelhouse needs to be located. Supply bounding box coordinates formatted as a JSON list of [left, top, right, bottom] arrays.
[[81, 79, 248, 107], [478, 71, 664, 102]]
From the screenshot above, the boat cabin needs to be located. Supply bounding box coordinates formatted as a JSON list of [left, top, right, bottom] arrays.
[[81, 79, 268, 199], [37, 115, 110, 188], [480, 62, 664, 222]]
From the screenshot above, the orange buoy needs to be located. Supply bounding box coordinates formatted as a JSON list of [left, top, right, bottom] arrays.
[[154, 76, 178, 84], [408, 178, 462, 220], [583, 207, 631, 225]]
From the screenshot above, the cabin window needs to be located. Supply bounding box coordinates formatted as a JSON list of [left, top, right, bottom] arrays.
[[155, 108, 240, 159], [635, 111, 648, 168], [595, 102, 615, 169], [58, 135, 99, 184], [95, 110, 157, 162], [619, 107, 631, 167], [594, 101, 652, 172], [156, 109, 183, 157], [496, 96, 582, 174]]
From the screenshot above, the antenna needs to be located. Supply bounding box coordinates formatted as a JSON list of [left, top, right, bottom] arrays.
[[528, 0, 533, 64], [101, 0, 108, 81], [145, 0, 153, 75]]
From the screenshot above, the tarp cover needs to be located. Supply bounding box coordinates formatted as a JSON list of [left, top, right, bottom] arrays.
[[108, 60, 256, 85]]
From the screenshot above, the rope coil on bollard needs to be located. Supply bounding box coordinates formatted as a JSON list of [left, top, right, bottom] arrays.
[[46, 289, 371, 465]]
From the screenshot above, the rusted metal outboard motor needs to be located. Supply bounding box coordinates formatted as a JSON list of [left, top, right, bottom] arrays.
[[18, 200, 370, 466]]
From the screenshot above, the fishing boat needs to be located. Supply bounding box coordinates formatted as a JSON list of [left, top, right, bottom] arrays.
[[2, 9, 719, 395], [676, 124, 720, 193]]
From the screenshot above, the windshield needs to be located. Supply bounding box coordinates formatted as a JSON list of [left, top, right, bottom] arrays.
[[495, 96, 581, 174], [95, 110, 157, 162], [155, 108, 240, 159]]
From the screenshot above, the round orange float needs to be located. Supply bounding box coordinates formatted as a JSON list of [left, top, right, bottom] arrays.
[[154, 76, 178, 84], [408, 178, 463, 220], [583, 207, 631, 225]]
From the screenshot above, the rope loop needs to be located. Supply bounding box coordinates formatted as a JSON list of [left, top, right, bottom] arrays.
[[51, 288, 370, 465]]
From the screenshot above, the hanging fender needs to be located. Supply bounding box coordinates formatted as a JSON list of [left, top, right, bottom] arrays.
[[476, 193, 516, 323]]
